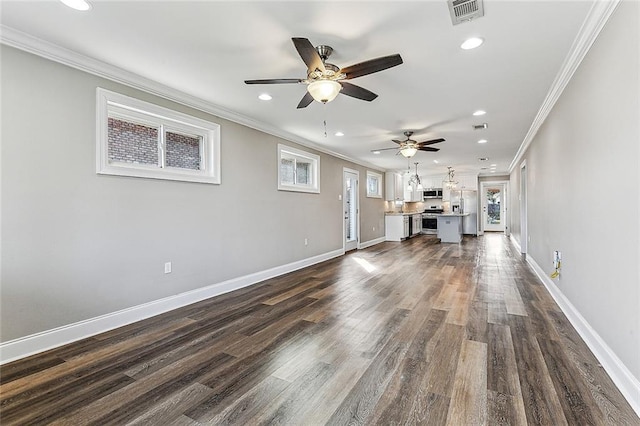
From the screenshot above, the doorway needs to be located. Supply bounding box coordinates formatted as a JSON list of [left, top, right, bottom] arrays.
[[482, 183, 506, 233], [520, 161, 528, 253], [343, 169, 359, 252]]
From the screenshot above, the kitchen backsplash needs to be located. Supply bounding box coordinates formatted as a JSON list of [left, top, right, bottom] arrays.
[[385, 200, 445, 212]]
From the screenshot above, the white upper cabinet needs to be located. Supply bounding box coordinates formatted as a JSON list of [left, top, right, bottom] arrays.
[[457, 174, 478, 190], [385, 172, 404, 201]]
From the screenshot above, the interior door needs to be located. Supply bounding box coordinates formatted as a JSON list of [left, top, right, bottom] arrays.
[[344, 170, 359, 252], [483, 185, 505, 232]]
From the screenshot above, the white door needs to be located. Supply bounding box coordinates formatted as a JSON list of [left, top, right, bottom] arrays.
[[344, 170, 359, 251], [483, 184, 506, 232]]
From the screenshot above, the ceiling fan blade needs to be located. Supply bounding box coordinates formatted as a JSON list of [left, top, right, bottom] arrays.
[[244, 79, 303, 84], [339, 54, 403, 80], [296, 92, 314, 109], [292, 38, 325, 73], [371, 147, 400, 152], [339, 82, 378, 101], [416, 138, 445, 146], [391, 139, 405, 145], [417, 146, 440, 152]]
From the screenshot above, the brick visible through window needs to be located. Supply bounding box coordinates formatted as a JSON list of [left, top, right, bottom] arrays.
[[97, 88, 220, 184], [108, 117, 159, 166], [166, 131, 201, 170]]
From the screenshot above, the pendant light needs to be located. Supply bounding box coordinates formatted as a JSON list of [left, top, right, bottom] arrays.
[[407, 162, 423, 191], [444, 166, 458, 189]]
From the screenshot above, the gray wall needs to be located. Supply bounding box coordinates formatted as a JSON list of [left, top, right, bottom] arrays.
[[1, 46, 386, 341], [509, 1, 639, 379]]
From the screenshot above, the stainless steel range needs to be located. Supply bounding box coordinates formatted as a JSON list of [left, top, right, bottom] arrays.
[[422, 208, 444, 234]]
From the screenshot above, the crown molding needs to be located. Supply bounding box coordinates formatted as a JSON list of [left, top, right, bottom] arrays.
[[508, 0, 621, 173], [0, 25, 386, 173]]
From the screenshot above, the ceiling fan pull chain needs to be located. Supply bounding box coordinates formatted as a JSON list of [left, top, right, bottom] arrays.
[[323, 103, 328, 138]]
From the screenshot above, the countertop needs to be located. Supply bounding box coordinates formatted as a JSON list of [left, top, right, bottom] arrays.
[[385, 211, 423, 216], [436, 213, 470, 217]]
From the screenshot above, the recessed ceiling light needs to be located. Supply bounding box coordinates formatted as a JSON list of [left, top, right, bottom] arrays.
[[490, 170, 496, 173], [335, 131, 344, 137], [433, 160, 439, 164], [490, 164, 497, 167], [258, 93, 272, 101], [461, 37, 484, 50], [60, 0, 91, 10], [473, 110, 486, 116], [477, 139, 487, 144], [372, 151, 381, 155]]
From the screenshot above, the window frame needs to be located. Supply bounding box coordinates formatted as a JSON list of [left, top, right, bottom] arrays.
[[96, 87, 221, 184], [366, 171, 383, 198], [277, 144, 320, 193]]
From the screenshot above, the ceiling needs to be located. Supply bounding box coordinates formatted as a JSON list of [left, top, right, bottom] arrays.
[[1, 0, 595, 177]]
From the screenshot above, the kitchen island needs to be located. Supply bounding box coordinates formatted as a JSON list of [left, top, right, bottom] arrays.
[[436, 213, 469, 243]]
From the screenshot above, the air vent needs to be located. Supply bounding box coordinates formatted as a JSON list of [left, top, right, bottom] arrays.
[[448, 0, 484, 25], [473, 123, 488, 130]]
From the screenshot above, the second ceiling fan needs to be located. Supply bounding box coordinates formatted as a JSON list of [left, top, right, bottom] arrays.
[[373, 131, 445, 158], [244, 37, 403, 108]]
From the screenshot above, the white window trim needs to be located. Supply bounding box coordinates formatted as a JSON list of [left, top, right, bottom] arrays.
[[366, 171, 383, 198], [96, 87, 221, 184], [277, 144, 320, 193]]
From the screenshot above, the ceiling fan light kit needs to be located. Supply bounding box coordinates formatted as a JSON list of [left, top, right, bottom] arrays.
[[372, 131, 445, 159], [307, 80, 341, 103], [400, 146, 418, 158]]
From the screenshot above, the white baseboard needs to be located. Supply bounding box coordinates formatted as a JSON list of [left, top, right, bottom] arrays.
[[526, 255, 640, 417], [0, 248, 344, 365], [510, 234, 522, 253], [358, 236, 386, 250]]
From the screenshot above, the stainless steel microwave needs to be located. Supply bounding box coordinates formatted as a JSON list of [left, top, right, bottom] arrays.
[[423, 188, 443, 199]]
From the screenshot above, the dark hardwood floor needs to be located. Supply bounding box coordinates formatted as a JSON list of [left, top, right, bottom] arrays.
[[1, 234, 638, 425]]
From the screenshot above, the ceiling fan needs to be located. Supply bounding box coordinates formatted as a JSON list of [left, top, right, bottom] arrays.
[[372, 131, 445, 158], [244, 37, 403, 109]]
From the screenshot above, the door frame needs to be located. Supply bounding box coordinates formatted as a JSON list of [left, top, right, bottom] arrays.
[[479, 180, 510, 236], [343, 168, 360, 252], [520, 160, 528, 254]]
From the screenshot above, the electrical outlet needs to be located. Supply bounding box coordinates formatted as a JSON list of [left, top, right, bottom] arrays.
[[164, 262, 172, 274], [304, 238, 308, 246], [338, 194, 342, 200], [373, 226, 376, 232]]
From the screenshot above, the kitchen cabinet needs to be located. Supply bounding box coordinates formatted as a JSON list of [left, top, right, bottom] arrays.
[[385, 215, 410, 241], [412, 214, 422, 235], [457, 174, 478, 190], [385, 172, 404, 201], [422, 176, 443, 189], [404, 187, 423, 202]]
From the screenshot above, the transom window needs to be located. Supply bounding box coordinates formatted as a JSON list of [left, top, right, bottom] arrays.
[[277, 144, 320, 193], [96, 88, 220, 184]]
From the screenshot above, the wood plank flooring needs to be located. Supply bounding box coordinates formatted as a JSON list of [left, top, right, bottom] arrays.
[[1, 234, 638, 425]]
